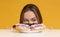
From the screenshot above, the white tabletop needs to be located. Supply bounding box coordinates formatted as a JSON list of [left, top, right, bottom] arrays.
[[0, 29, 60, 37]]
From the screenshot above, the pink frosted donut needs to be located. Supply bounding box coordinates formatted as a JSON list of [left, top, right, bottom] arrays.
[[16, 24, 30, 28], [30, 24, 44, 28]]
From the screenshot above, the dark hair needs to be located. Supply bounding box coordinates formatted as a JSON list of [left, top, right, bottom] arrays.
[[20, 4, 42, 24]]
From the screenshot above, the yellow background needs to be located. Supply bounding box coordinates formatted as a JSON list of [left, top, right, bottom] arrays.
[[0, 0, 60, 29]]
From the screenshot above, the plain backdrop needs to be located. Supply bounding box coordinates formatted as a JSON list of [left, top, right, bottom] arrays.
[[0, 0, 60, 29]]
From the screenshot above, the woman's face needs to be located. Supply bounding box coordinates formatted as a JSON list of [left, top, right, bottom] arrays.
[[23, 10, 38, 24]]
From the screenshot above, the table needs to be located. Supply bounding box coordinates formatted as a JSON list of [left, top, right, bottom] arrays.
[[0, 29, 60, 37]]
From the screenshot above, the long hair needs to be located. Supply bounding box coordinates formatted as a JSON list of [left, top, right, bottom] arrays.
[[20, 4, 43, 24]]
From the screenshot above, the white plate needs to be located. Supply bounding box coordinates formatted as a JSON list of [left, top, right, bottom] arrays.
[[21, 30, 42, 33]]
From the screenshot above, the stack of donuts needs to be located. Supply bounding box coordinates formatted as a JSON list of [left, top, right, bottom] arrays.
[[13, 24, 46, 33]]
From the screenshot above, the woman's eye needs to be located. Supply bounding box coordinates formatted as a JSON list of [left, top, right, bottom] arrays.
[[32, 19, 36, 21], [24, 19, 28, 22]]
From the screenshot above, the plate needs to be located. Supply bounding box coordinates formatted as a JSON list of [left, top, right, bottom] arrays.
[[21, 30, 42, 33]]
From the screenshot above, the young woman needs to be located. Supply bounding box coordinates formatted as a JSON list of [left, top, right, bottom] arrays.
[[13, 4, 46, 32]]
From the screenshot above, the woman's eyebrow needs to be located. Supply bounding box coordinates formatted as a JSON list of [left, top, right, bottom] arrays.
[[24, 18, 28, 20]]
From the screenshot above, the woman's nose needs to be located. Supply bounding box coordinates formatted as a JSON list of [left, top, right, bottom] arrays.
[[27, 21, 34, 26], [28, 21, 33, 24]]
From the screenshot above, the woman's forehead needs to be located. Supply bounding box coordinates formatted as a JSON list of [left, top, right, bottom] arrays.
[[24, 10, 36, 19]]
